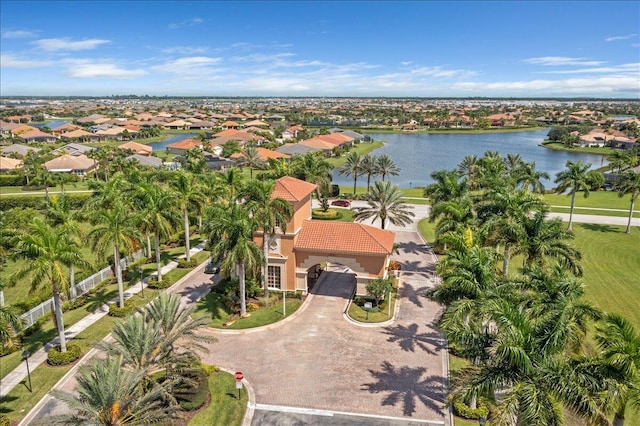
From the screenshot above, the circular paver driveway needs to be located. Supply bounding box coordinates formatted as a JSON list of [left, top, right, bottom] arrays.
[[202, 231, 447, 424]]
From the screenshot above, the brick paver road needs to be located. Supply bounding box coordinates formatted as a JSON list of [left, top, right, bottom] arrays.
[[202, 230, 448, 425]]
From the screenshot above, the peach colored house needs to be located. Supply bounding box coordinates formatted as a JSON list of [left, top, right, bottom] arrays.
[[254, 176, 395, 295]]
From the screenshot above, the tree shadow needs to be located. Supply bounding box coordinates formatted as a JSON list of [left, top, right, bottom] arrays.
[[382, 322, 446, 355], [395, 240, 430, 256], [578, 223, 620, 233], [402, 283, 426, 308], [85, 288, 117, 313], [361, 361, 445, 417]]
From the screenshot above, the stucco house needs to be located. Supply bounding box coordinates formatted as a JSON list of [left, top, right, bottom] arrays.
[[43, 154, 98, 176], [253, 176, 395, 295]]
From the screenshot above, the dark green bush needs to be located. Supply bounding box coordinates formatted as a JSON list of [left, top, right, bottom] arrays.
[[62, 295, 89, 312], [147, 277, 170, 289], [47, 343, 82, 366], [452, 399, 489, 420], [177, 258, 197, 268], [0, 174, 26, 186], [0, 192, 92, 210], [21, 316, 47, 337], [175, 368, 210, 411], [108, 300, 135, 317]]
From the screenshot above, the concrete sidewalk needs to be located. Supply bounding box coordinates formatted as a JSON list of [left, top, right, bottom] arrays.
[[0, 242, 206, 399]]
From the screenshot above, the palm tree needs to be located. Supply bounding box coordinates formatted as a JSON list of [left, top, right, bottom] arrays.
[[615, 170, 640, 234], [241, 180, 293, 299], [292, 152, 332, 200], [338, 151, 363, 195], [457, 154, 479, 186], [48, 356, 172, 426], [376, 154, 400, 182], [423, 169, 469, 207], [241, 144, 263, 179], [133, 182, 180, 282], [87, 200, 141, 308], [361, 154, 379, 192], [354, 180, 415, 230], [170, 171, 205, 261], [596, 313, 640, 426], [206, 202, 263, 316], [0, 304, 22, 350], [10, 218, 91, 352], [554, 160, 593, 231], [514, 161, 549, 193]]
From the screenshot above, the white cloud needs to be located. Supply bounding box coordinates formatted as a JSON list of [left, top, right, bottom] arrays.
[[0, 54, 52, 68], [65, 63, 147, 78], [160, 46, 209, 54], [168, 18, 203, 29], [33, 38, 110, 51], [540, 63, 640, 75], [523, 56, 604, 66], [605, 34, 637, 42], [152, 56, 224, 80], [1, 30, 36, 39]]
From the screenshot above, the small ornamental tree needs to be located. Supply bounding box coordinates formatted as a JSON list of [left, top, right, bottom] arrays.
[[366, 277, 393, 307]]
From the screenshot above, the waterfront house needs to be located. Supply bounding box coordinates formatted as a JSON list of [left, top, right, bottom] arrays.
[[166, 138, 203, 155], [44, 154, 98, 176], [17, 129, 57, 143], [118, 141, 152, 156]]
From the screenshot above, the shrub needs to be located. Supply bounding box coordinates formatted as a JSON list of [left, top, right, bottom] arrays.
[[452, 399, 489, 420], [0, 413, 10, 426], [0, 193, 91, 211], [200, 363, 219, 376], [62, 295, 89, 312], [245, 279, 262, 299], [387, 260, 401, 271], [21, 316, 47, 337], [147, 277, 170, 289], [47, 344, 82, 366], [0, 174, 26, 186], [312, 208, 341, 220], [246, 302, 260, 312], [177, 258, 197, 268], [175, 368, 210, 411], [108, 300, 135, 317], [366, 277, 393, 307]]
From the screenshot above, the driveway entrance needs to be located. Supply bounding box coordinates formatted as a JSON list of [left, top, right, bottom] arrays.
[[202, 231, 448, 424]]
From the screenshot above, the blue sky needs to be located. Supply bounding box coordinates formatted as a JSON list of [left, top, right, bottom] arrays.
[[1, 1, 639, 98]]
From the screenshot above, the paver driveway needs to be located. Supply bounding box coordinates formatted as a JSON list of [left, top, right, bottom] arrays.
[[202, 231, 448, 424]]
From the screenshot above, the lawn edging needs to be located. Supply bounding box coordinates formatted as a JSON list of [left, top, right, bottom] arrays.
[[343, 278, 402, 328]]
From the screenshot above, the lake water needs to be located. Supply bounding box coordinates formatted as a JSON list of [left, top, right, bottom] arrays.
[[331, 129, 609, 189], [149, 133, 199, 150], [34, 119, 69, 129]]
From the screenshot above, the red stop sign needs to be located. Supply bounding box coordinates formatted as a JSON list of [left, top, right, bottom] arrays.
[[235, 371, 243, 381]]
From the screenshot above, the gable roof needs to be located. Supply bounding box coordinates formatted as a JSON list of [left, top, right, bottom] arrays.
[[53, 143, 94, 156], [294, 220, 395, 255], [298, 137, 336, 151], [272, 176, 317, 202], [44, 154, 97, 171], [0, 156, 23, 171], [1, 143, 40, 157], [275, 143, 320, 156], [60, 129, 94, 139], [118, 141, 152, 154], [18, 129, 55, 140], [167, 138, 202, 150]]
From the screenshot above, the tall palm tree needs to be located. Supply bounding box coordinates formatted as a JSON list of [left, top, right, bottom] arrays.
[[361, 154, 379, 192], [133, 182, 180, 282], [241, 180, 293, 299], [554, 160, 593, 231], [338, 151, 363, 195], [0, 304, 22, 350], [596, 313, 640, 426], [430, 196, 476, 243], [457, 154, 479, 186], [241, 144, 263, 179], [87, 200, 141, 308], [206, 202, 262, 316], [423, 169, 469, 207], [354, 180, 415, 230], [48, 355, 173, 426], [376, 154, 400, 182], [615, 170, 640, 234], [514, 161, 549, 193], [10, 218, 91, 352], [292, 152, 332, 200], [170, 171, 205, 261]]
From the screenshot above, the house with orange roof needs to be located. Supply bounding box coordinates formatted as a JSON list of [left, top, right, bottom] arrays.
[[60, 129, 101, 142], [166, 138, 203, 154], [18, 129, 57, 143], [298, 137, 336, 154], [118, 141, 152, 156], [0, 156, 23, 172], [51, 123, 81, 136], [220, 120, 241, 129], [231, 147, 289, 162], [318, 133, 354, 147], [214, 129, 259, 143], [253, 176, 395, 295], [44, 154, 98, 176]]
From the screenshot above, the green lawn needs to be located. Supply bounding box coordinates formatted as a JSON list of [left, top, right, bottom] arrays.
[[195, 293, 302, 329], [541, 142, 615, 155], [543, 191, 636, 211], [325, 141, 384, 167], [0, 182, 92, 195], [188, 370, 247, 426], [348, 289, 397, 323], [549, 205, 640, 219]]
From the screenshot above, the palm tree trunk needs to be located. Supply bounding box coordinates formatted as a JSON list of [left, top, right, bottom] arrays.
[[114, 245, 125, 308], [0, 290, 4, 307], [44, 184, 50, 203], [568, 191, 576, 231], [198, 214, 203, 231], [69, 265, 76, 300], [239, 261, 247, 316], [183, 208, 191, 261], [613, 410, 625, 426], [52, 281, 67, 352], [626, 195, 636, 234], [155, 231, 162, 282], [146, 233, 152, 258], [353, 176, 357, 196], [263, 235, 270, 300], [367, 174, 371, 192], [503, 243, 511, 275]]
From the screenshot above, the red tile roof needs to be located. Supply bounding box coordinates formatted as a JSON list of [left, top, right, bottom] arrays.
[[272, 176, 316, 202], [167, 138, 202, 149], [294, 220, 395, 255]]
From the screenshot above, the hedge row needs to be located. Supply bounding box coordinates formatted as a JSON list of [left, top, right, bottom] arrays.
[[0, 174, 26, 186], [108, 300, 135, 317], [47, 343, 82, 366], [175, 368, 210, 411], [452, 399, 490, 420], [0, 192, 92, 210]]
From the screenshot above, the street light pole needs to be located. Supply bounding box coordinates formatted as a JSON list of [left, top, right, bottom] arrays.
[[139, 268, 144, 298], [22, 350, 32, 392]]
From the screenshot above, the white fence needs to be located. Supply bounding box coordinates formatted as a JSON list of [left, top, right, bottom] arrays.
[[20, 249, 145, 328]]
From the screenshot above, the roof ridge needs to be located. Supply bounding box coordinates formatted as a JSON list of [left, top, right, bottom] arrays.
[[357, 222, 389, 253]]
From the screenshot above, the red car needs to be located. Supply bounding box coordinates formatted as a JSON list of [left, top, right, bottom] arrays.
[[331, 199, 351, 207]]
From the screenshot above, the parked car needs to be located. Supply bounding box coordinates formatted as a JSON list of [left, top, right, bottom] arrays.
[[204, 261, 220, 274], [331, 199, 351, 207]]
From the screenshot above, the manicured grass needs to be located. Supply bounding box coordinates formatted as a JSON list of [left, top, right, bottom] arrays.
[[543, 191, 636, 211], [325, 141, 384, 167], [402, 197, 431, 205], [347, 289, 397, 323], [195, 293, 302, 329], [188, 370, 247, 426], [541, 141, 615, 155], [549, 205, 640, 218], [312, 207, 356, 222]]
